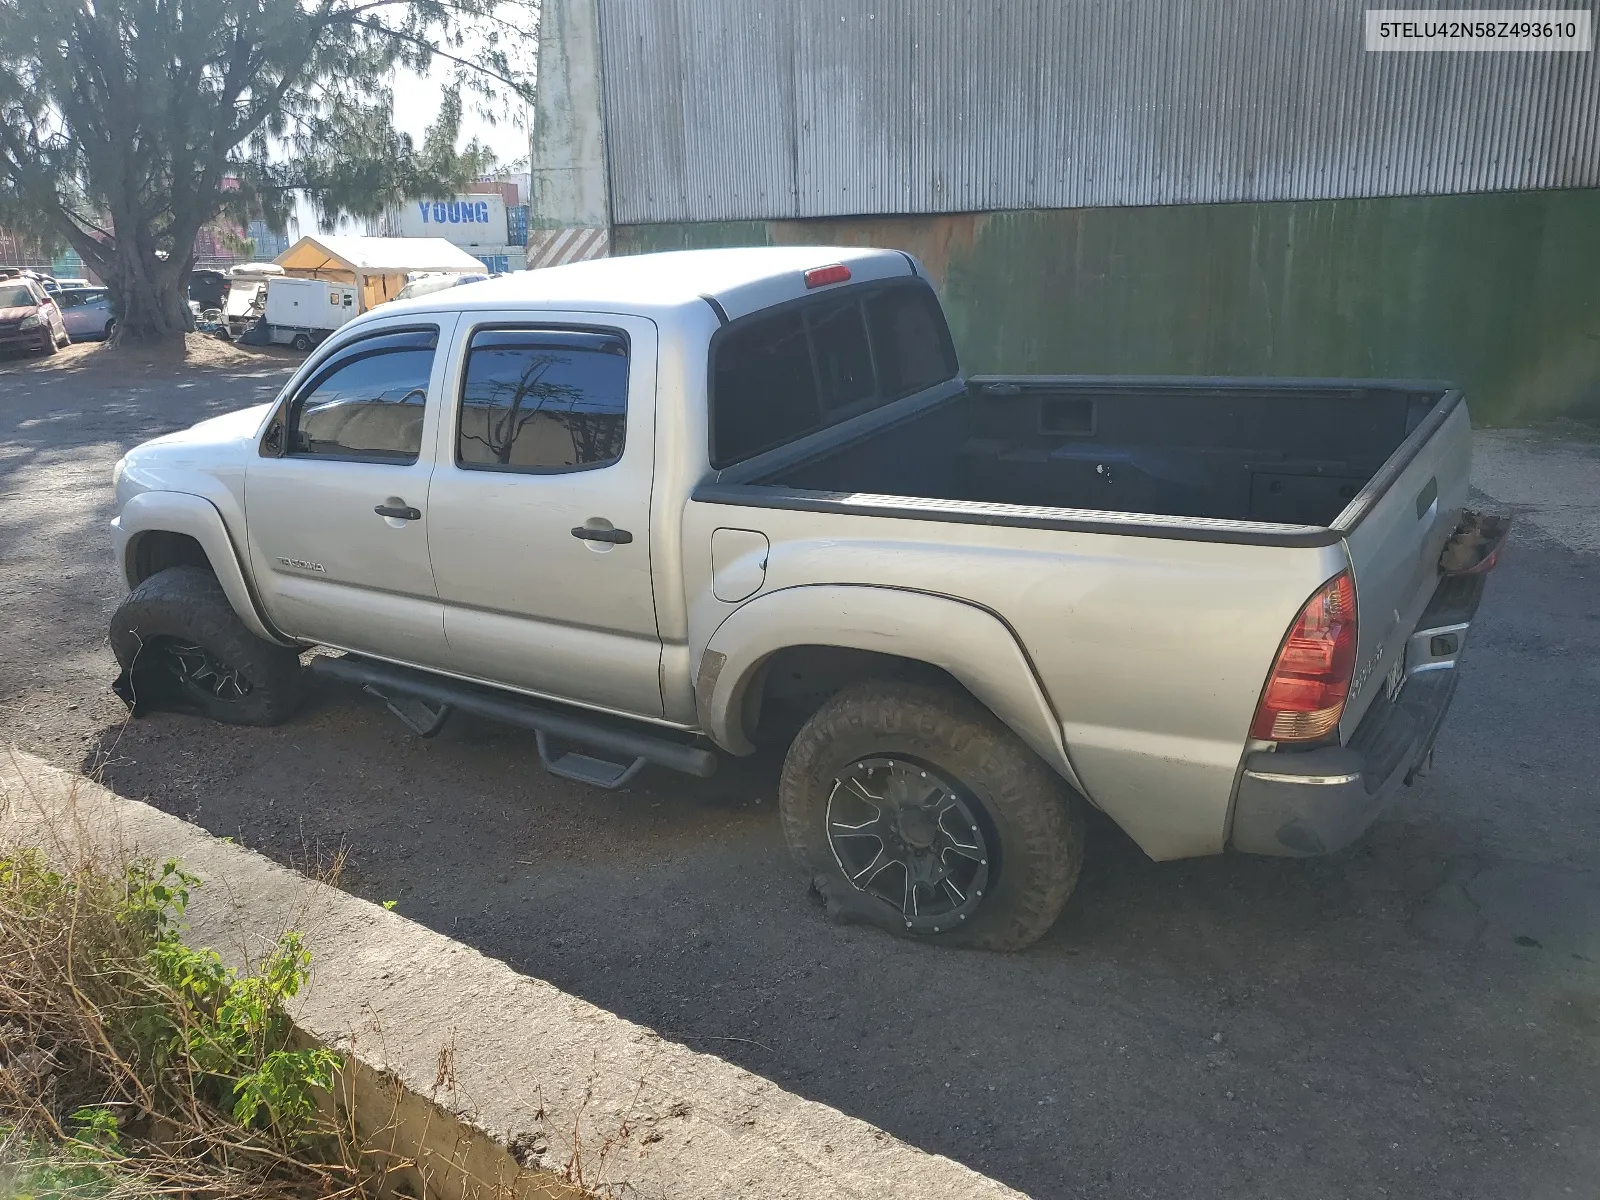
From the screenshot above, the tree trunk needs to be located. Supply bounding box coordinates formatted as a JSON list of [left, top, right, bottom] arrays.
[[102, 227, 196, 346]]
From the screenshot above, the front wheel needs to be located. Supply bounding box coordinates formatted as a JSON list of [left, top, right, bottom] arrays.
[[779, 682, 1085, 951], [109, 566, 304, 726]]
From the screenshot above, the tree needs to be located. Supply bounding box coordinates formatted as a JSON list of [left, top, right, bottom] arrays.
[[0, 0, 533, 342]]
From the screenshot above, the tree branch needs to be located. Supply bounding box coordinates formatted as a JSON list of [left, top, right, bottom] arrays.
[[347, 16, 534, 97]]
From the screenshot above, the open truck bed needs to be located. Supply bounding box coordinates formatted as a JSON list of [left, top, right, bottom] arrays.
[[746, 375, 1456, 532]]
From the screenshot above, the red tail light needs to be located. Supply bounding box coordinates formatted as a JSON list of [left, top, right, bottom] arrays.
[[804, 263, 851, 288], [1250, 571, 1358, 742]]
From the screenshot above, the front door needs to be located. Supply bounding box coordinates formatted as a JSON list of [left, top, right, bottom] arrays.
[[244, 319, 456, 667], [425, 311, 663, 717]]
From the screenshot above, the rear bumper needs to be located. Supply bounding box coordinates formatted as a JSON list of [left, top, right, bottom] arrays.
[[1230, 570, 1489, 857]]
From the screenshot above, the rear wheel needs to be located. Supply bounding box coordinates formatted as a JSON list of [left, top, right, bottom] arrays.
[[103, 319, 115, 341], [291, 333, 311, 352], [109, 566, 303, 726], [779, 682, 1085, 951]]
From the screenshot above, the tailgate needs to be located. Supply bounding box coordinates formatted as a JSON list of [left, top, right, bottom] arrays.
[[1336, 392, 1473, 737]]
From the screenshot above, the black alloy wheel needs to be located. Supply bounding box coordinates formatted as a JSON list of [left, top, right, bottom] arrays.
[[161, 638, 254, 703], [825, 755, 993, 933]]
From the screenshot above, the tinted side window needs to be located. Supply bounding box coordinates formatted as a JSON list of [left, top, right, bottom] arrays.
[[457, 328, 629, 472], [290, 329, 437, 462], [867, 287, 958, 399], [711, 311, 820, 466]]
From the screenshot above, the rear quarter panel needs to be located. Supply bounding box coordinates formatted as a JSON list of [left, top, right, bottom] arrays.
[[683, 499, 1347, 859]]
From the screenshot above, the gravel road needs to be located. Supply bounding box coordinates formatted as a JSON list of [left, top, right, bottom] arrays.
[[3, 347, 1597, 1199]]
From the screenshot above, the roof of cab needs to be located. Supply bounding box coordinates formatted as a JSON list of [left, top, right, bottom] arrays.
[[378, 245, 919, 324]]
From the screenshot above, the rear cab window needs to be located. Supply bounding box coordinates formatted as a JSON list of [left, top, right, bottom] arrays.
[[709, 280, 959, 468]]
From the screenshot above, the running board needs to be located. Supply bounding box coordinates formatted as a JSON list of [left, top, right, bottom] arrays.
[[308, 655, 718, 785]]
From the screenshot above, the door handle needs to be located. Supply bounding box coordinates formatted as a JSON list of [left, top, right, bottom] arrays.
[[571, 525, 633, 544], [374, 503, 422, 521]]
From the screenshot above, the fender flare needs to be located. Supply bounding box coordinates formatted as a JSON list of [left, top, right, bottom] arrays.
[[697, 584, 1084, 793], [113, 491, 294, 647]]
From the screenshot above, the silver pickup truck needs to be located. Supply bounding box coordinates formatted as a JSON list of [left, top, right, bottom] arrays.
[[109, 247, 1506, 950]]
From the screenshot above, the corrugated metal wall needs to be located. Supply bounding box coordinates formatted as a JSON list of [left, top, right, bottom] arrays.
[[596, 0, 1600, 225], [616, 188, 1600, 427]]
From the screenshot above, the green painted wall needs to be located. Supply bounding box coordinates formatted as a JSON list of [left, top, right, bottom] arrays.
[[616, 189, 1600, 426]]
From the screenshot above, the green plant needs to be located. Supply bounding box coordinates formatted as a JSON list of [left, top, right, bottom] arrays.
[[68, 1104, 121, 1150], [148, 931, 339, 1139], [0, 848, 356, 1197]]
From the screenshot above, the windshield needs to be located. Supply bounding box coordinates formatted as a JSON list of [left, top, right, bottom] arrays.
[[0, 283, 36, 308]]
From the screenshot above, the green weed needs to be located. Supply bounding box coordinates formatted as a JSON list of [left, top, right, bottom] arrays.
[[0, 850, 356, 1197]]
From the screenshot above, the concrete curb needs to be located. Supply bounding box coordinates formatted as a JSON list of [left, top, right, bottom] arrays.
[[1, 751, 1025, 1199]]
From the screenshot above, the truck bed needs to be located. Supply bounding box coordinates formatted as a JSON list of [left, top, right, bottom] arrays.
[[749, 376, 1448, 529]]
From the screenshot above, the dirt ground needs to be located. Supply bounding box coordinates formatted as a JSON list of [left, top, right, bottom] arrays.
[[3, 348, 1598, 1199], [25, 332, 301, 374]]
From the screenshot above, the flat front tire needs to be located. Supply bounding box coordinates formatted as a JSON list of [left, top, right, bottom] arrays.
[[109, 566, 303, 726], [779, 682, 1085, 952]]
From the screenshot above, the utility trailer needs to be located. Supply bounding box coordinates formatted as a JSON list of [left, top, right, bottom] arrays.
[[263, 278, 358, 351]]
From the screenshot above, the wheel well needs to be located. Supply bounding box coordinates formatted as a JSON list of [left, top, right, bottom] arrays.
[[745, 645, 964, 744], [130, 530, 213, 584]]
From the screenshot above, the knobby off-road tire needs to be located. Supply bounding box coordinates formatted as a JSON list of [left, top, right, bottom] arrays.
[[779, 681, 1085, 952], [109, 566, 303, 726]]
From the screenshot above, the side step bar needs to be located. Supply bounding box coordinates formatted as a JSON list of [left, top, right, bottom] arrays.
[[307, 655, 718, 785]]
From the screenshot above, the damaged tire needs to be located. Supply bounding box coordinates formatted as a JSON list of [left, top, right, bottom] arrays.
[[778, 681, 1085, 952], [109, 566, 303, 726]]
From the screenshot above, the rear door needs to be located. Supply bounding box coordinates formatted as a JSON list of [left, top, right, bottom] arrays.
[[1337, 394, 1472, 734], [244, 317, 457, 666], [425, 310, 663, 718]]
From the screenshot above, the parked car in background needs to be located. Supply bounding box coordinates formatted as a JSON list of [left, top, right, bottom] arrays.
[[393, 271, 489, 302], [0, 276, 70, 354], [54, 276, 92, 291], [56, 287, 115, 341], [189, 269, 230, 312], [0, 267, 59, 294]]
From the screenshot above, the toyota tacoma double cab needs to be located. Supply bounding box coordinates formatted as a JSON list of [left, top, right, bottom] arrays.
[[108, 246, 1506, 950]]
